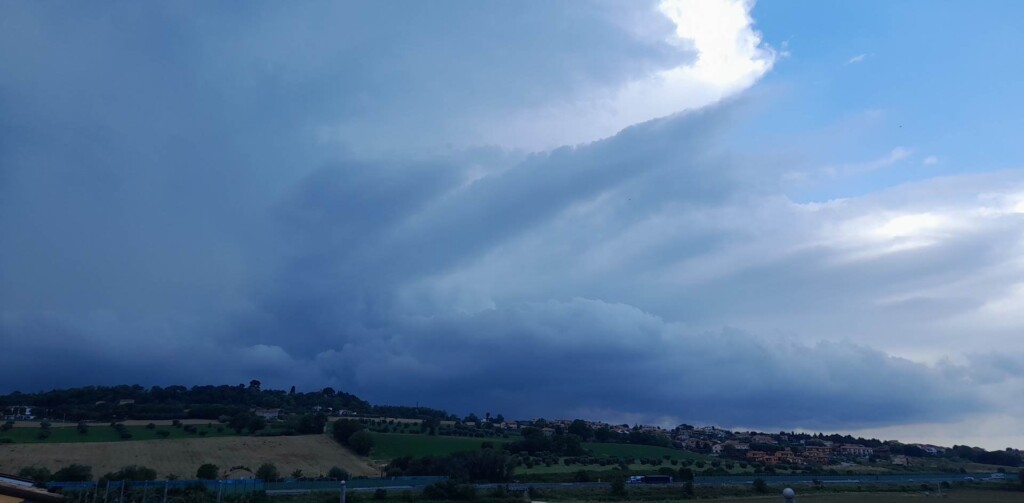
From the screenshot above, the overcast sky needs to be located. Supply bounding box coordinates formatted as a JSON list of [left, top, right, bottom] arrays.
[[2, 0, 1024, 450]]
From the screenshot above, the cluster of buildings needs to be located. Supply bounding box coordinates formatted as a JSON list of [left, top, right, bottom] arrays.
[[666, 425, 957, 467]]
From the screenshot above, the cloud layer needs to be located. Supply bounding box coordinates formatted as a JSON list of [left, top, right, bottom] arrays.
[[2, 1, 1023, 445]]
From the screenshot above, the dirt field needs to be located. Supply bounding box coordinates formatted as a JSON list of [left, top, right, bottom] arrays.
[[0, 434, 378, 479]]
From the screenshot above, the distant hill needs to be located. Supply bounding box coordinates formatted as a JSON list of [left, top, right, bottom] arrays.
[[0, 383, 447, 423]]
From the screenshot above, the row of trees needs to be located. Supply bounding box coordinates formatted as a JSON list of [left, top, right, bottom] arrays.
[[0, 384, 370, 422], [19, 462, 354, 485]]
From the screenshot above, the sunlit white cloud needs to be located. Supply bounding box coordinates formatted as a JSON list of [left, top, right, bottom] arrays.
[[481, 0, 775, 149]]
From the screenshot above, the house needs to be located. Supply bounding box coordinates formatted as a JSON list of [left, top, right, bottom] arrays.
[[802, 446, 832, 465], [839, 444, 873, 458], [765, 449, 800, 465], [2, 407, 34, 421], [802, 448, 835, 465], [746, 451, 769, 462], [751, 435, 776, 445], [891, 455, 910, 466], [722, 441, 749, 451], [117, 399, 135, 406], [253, 408, 281, 420], [711, 443, 724, 455], [0, 475, 63, 503]]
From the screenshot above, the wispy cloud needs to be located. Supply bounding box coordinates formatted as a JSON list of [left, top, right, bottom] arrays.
[[923, 155, 939, 165], [847, 53, 867, 64]]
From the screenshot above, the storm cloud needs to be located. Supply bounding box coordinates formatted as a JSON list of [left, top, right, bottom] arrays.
[[2, 0, 1023, 443]]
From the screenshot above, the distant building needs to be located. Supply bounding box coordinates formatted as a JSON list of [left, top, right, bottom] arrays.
[[2, 407, 34, 421], [253, 408, 281, 420], [839, 444, 873, 458], [802, 446, 832, 465], [891, 455, 910, 466]]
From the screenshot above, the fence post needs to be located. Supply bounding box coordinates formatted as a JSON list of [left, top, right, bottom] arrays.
[[216, 481, 223, 503], [103, 481, 111, 503], [162, 481, 169, 503], [143, 481, 149, 503], [339, 481, 346, 503], [119, 481, 125, 503]]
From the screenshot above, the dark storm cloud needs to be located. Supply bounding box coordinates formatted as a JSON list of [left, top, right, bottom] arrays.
[[1, 0, 1021, 434]]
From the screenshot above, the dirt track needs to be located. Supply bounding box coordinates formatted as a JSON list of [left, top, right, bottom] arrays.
[[0, 435, 378, 479]]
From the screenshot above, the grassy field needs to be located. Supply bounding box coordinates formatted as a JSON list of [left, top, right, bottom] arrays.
[[700, 490, 1024, 502], [583, 442, 703, 461], [0, 434, 377, 478], [368, 432, 511, 461], [0, 423, 237, 443]]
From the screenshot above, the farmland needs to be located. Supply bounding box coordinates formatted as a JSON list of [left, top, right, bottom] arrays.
[[0, 423, 237, 443], [368, 432, 512, 461], [583, 442, 703, 461], [0, 434, 377, 478]]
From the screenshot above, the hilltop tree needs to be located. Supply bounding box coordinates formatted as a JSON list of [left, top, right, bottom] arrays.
[[568, 419, 593, 440], [249, 380, 261, 391], [322, 387, 336, 397]]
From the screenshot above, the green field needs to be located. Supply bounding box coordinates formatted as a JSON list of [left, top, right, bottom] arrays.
[[0, 424, 237, 443], [583, 442, 703, 461], [368, 432, 512, 460], [703, 490, 1024, 503]]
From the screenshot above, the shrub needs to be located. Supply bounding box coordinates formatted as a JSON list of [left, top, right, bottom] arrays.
[[348, 430, 374, 456], [101, 465, 157, 482], [328, 466, 350, 481], [256, 463, 280, 482], [421, 481, 476, 500], [156, 430, 171, 438], [53, 464, 92, 482], [18, 466, 52, 486], [753, 478, 768, 494], [373, 489, 387, 500], [196, 464, 219, 480], [610, 478, 627, 498]]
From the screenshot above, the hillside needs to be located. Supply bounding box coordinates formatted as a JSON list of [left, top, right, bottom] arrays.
[[0, 434, 377, 478]]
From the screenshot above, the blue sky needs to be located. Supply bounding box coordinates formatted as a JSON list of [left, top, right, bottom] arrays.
[[2, 1, 1023, 450], [752, 0, 1024, 200]]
